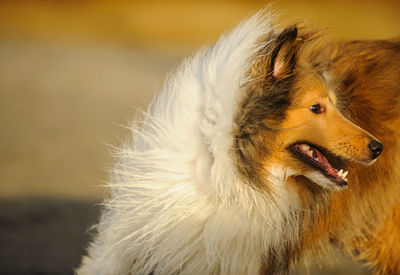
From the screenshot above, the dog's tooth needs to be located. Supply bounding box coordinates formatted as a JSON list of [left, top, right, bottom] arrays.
[[301, 144, 310, 151], [307, 150, 313, 156], [342, 171, 348, 178], [338, 169, 343, 176]]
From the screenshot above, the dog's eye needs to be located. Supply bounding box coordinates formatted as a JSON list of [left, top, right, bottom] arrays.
[[309, 104, 324, 114]]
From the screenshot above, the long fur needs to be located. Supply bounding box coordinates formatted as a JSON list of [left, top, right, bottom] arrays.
[[78, 11, 302, 275], [77, 10, 400, 275], [301, 38, 400, 274]]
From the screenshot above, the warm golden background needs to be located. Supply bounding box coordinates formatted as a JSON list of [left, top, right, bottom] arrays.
[[1, 0, 399, 200], [0, 0, 399, 273]]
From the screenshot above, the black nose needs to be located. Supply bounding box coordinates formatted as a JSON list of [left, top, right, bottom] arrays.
[[368, 140, 383, 159]]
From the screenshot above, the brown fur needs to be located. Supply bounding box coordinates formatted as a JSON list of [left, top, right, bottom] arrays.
[[297, 39, 400, 273], [326, 38, 400, 274], [234, 25, 334, 192], [236, 24, 400, 273]]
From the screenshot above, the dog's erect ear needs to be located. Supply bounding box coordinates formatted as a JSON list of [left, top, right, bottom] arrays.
[[271, 26, 298, 80]]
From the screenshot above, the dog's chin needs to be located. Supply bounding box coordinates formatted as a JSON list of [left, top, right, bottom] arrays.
[[303, 171, 348, 190]]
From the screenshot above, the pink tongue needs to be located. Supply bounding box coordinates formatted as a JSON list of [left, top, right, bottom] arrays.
[[310, 148, 339, 178]]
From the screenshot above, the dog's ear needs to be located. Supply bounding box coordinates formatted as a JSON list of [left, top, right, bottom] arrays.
[[271, 26, 298, 80]]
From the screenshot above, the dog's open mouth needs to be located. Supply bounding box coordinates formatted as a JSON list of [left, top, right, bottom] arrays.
[[290, 143, 348, 187]]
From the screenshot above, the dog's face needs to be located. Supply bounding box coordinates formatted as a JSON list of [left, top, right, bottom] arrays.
[[235, 25, 383, 191], [271, 75, 382, 190]]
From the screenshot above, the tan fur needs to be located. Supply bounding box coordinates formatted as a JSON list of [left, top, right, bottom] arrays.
[[234, 25, 335, 193], [245, 31, 400, 273], [277, 80, 379, 163], [243, 26, 380, 190], [299, 39, 400, 273]]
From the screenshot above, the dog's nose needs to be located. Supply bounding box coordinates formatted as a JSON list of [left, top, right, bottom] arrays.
[[368, 140, 383, 159]]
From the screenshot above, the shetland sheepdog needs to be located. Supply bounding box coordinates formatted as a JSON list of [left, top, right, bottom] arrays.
[[77, 11, 398, 275]]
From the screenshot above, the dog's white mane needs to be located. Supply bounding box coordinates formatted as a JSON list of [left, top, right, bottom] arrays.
[[78, 11, 300, 275]]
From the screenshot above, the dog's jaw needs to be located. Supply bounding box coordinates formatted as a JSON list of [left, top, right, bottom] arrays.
[[269, 163, 348, 191], [303, 170, 348, 190], [268, 165, 301, 206]]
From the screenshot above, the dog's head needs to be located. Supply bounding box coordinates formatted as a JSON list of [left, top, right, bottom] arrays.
[[234, 25, 383, 192]]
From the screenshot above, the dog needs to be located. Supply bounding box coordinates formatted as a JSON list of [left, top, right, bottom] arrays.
[[77, 10, 397, 274]]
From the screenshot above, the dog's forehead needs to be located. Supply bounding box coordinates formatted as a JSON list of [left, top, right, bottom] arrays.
[[328, 89, 337, 104], [294, 76, 333, 103]]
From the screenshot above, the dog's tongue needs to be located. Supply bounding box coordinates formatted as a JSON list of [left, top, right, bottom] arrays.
[[296, 144, 348, 185], [312, 148, 338, 177], [297, 144, 341, 180]]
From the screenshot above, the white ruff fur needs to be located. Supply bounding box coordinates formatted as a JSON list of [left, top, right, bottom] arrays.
[[78, 11, 301, 275]]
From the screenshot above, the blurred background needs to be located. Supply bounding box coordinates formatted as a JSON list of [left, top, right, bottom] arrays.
[[0, 0, 399, 274]]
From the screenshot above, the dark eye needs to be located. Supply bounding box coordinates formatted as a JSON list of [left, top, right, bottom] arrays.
[[309, 104, 324, 114]]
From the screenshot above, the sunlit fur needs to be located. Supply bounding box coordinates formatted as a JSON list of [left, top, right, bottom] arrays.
[[77, 10, 399, 275], [78, 11, 305, 275], [234, 37, 380, 193]]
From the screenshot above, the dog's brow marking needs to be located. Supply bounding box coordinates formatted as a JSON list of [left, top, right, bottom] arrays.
[[328, 90, 337, 105]]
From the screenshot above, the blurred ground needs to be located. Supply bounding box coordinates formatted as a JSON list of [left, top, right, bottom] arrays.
[[0, 200, 372, 275], [0, 199, 99, 275], [0, 0, 398, 274]]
